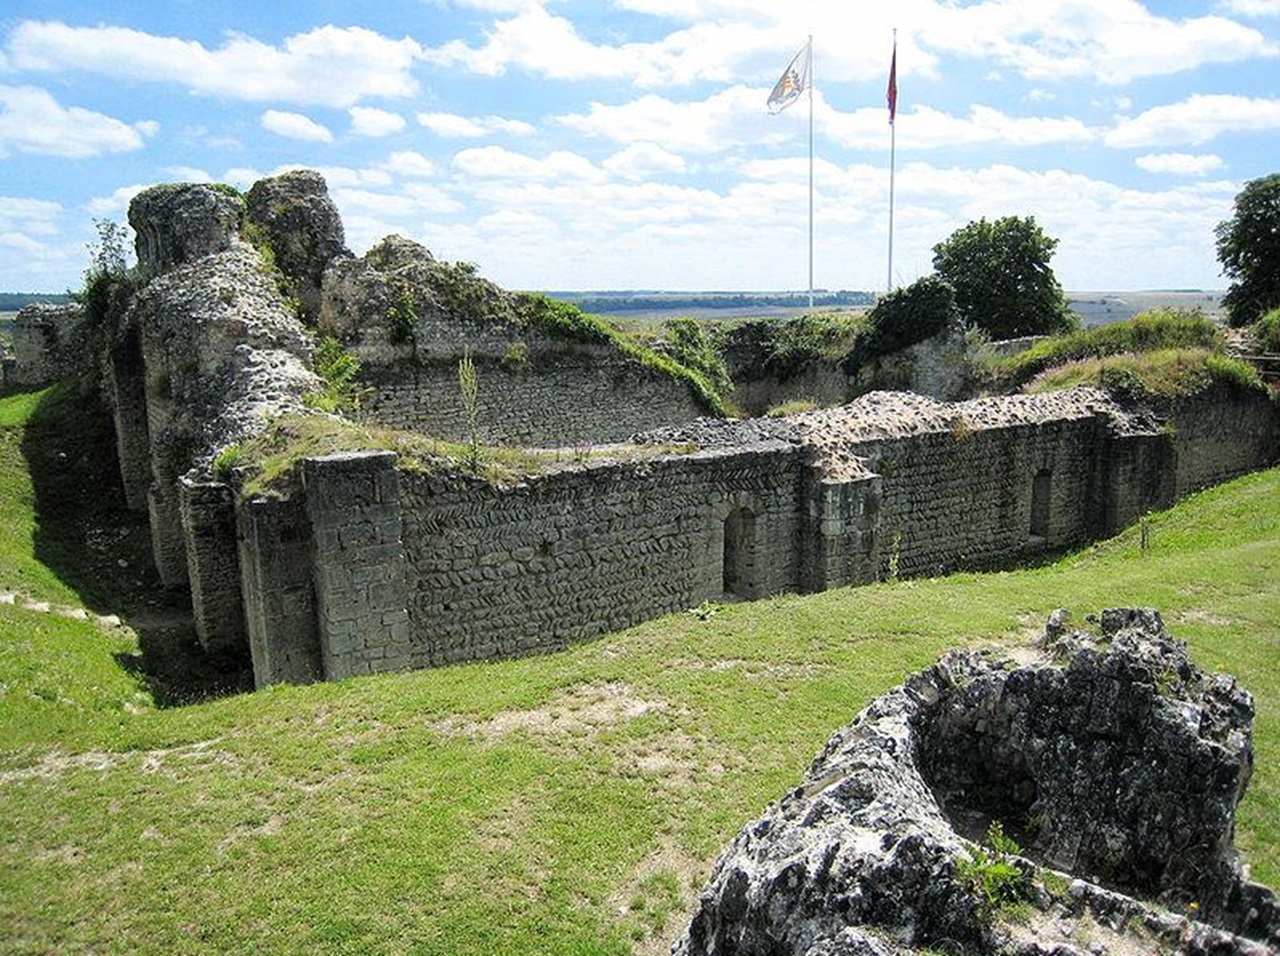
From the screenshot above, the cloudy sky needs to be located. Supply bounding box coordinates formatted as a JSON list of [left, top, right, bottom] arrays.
[[2, 0, 1279, 295]]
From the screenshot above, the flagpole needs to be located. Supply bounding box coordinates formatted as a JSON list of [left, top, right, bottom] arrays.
[[887, 30, 897, 294], [807, 35, 814, 309]]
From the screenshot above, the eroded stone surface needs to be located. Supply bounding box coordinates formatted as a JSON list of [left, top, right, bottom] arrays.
[[673, 610, 1278, 955]]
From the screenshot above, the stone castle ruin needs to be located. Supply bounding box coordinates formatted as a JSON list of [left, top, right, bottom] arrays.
[[13, 170, 1280, 689]]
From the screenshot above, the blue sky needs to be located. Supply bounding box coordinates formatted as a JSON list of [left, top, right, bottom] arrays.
[[2, 0, 1279, 294]]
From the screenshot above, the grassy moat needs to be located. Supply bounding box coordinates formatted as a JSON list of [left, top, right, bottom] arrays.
[[1, 385, 1277, 955]]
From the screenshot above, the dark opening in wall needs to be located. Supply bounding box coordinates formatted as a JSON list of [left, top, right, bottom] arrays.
[[1030, 468, 1052, 540], [723, 507, 756, 598]]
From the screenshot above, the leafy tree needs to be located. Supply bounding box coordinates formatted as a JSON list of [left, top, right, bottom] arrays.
[[932, 215, 1075, 339], [1216, 173, 1280, 327]]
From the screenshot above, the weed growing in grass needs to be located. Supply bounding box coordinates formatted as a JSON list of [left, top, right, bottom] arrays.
[[211, 443, 244, 482]]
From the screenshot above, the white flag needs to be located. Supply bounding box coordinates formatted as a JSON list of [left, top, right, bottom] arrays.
[[767, 41, 811, 114]]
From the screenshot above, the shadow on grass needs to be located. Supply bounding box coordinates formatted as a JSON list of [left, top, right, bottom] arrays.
[[20, 381, 252, 706]]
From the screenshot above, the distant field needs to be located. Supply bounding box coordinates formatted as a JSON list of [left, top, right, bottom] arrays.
[[566, 290, 1223, 326], [1066, 290, 1224, 326]]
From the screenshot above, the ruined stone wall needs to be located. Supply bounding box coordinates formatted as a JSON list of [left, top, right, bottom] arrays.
[[360, 351, 707, 446], [1168, 382, 1280, 495], [395, 444, 802, 667], [9, 303, 87, 387], [847, 419, 1102, 579]]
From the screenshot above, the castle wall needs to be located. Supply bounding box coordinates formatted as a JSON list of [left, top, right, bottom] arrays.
[[1169, 382, 1280, 495], [236, 496, 321, 686], [394, 444, 802, 668], [842, 418, 1106, 580], [178, 477, 246, 656], [359, 351, 707, 446], [235, 384, 1279, 688], [9, 304, 87, 387]]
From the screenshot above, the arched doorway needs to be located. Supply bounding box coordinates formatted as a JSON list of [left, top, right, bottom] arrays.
[[1030, 469, 1051, 540], [723, 507, 757, 598]]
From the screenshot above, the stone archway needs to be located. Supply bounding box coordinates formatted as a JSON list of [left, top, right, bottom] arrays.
[[722, 506, 757, 598], [1030, 468, 1052, 540]]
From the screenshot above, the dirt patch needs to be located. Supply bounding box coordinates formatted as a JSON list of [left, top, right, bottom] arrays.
[[606, 833, 708, 956], [0, 738, 238, 785], [430, 682, 667, 741], [664, 657, 830, 680]]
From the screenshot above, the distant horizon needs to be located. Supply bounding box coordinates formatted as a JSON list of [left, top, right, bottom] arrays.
[[0, 286, 1228, 299]]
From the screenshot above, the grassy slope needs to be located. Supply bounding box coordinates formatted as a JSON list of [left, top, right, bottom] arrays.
[[1, 387, 1277, 955]]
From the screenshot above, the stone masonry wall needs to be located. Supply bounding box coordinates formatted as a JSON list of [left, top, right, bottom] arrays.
[[10, 303, 86, 387], [361, 351, 706, 446], [846, 419, 1102, 579], [394, 444, 802, 668], [303, 452, 412, 681], [1168, 382, 1280, 495]]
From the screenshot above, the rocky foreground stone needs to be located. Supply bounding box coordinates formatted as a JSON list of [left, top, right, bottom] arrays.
[[673, 609, 1278, 955]]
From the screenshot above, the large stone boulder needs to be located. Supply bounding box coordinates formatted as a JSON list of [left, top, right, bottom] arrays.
[[129, 183, 245, 274], [245, 170, 348, 323], [674, 609, 1278, 955]]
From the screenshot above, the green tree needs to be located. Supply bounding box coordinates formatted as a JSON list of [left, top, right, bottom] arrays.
[[1216, 173, 1280, 327], [932, 215, 1075, 339]]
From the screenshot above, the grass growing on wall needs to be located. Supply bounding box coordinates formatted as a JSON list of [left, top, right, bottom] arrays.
[[994, 308, 1223, 389], [2, 385, 1279, 955], [1026, 347, 1265, 399]]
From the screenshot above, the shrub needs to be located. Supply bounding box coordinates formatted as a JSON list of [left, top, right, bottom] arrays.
[[303, 336, 366, 413], [724, 313, 864, 381], [77, 219, 136, 331], [661, 318, 732, 395], [843, 275, 955, 372], [1253, 307, 1280, 353]]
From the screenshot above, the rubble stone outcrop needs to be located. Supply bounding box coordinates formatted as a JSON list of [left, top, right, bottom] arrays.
[[674, 610, 1279, 955], [246, 169, 349, 322], [128, 183, 244, 274]]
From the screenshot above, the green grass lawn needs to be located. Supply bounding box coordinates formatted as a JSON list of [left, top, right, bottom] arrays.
[[1, 386, 1278, 955]]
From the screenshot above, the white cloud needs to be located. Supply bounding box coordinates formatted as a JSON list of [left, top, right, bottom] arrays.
[[602, 143, 688, 180], [557, 87, 778, 153], [824, 100, 1094, 151], [382, 151, 439, 178], [451, 146, 605, 182], [1134, 153, 1226, 176], [1106, 94, 1280, 147], [349, 107, 406, 137], [919, 0, 1276, 85], [85, 183, 152, 216], [261, 110, 334, 143], [424, 5, 790, 87], [417, 111, 535, 138], [0, 196, 62, 235], [1219, 0, 1280, 16], [7, 21, 422, 108], [0, 85, 152, 158], [161, 166, 216, 183]]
